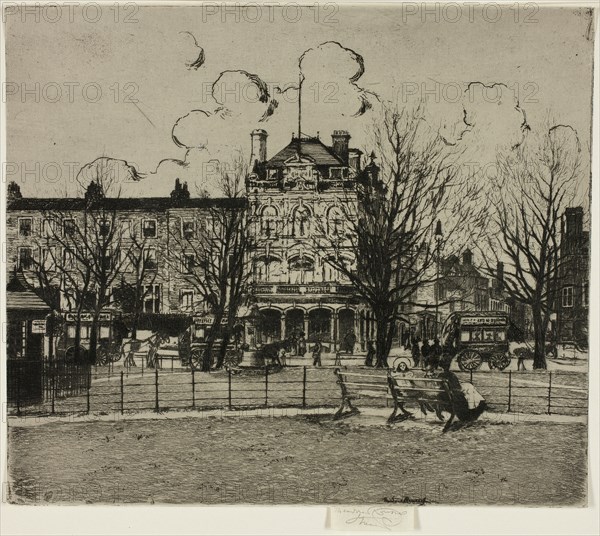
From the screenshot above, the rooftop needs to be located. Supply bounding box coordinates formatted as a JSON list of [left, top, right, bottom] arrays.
[[265, 136, 345, 168], [8, 197, 248, 212]]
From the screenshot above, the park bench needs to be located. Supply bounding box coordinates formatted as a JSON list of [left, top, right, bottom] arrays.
[[333, 368, 457, 432]]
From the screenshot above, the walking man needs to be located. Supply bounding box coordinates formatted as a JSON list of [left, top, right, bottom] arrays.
[[312, 341, 322, 367]]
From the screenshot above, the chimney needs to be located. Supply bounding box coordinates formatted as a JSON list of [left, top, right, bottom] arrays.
[[348, 148, 362, 171], [462, 249, 472, 266], [331, 130, 351, 163], [250, 129, 268, 167], [496, 261, 504, 290]]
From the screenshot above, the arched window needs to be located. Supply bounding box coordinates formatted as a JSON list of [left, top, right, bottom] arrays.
[[254, 254, 282, 282], [327, 206, 344, 237], [288, 253, 314, 284], [291, 205, 311, 237], [260, 205, 278, 238]]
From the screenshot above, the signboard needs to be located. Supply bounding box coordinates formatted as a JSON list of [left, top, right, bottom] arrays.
[[31, 320, 47, 333], [193, 316, 228, 325], [65, 312, 112, 323], [461, 316, 507, 326]]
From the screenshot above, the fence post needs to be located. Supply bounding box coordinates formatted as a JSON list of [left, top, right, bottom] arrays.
[[265, 365, 269, 407], [302, 366, 307, 409], [191, 368, 196, 409], [507, 370, 512, 413], [51, 364, 56, 415], [141, 353, 144, 376], [86, 367, 91, 414], [228, 367, 232, 411], [547, 372, 552, 415], [120, 371, 124, 415], [15, 364, 21, 416], [470, 369, 473, 383], [154, 367, 159, 413]]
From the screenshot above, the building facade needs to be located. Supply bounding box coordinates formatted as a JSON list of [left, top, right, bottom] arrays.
[[246, 129, 370, 351], [556, 206, 589, 344]]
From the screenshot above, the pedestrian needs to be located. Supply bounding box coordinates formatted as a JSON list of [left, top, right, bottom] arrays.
[[343, 330, 357, 354], [421, 338, 431, 369], [298, 332, 307, 356], [430, 338, 442, 370], [334, 349, 342, 366], [312, 341, 322, 367], [365, 340, 375, 367], [277, 345, 287, 367], [516, 348, 527, 371], [411, 337, 421, 368]]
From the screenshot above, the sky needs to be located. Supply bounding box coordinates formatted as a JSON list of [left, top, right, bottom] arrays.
[[4, 3, 595, 198]]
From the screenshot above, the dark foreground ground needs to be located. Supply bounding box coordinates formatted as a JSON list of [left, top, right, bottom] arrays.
[[7, 414, 587, 506]]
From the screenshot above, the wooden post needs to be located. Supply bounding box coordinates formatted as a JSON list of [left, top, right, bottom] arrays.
[[547, 372, 552, 415], [507, 370, 512, 413], [154, 366, 159, 413], [265, 365, 269, 407], [141, 352, 144, 376], [302, 365, 307, 408], [15, 364, 21, 416], [191, 368, 196, 409], [228, 367, 232, 410], [120, 371, 124, 415], [470, 369, 473, 383]]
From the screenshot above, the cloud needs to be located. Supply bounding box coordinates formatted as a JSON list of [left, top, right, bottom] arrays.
[[461, 82, 530, 150], [298, 41, 379, 119], [179, 31, 205, 70], [76, 157, 144, 195]]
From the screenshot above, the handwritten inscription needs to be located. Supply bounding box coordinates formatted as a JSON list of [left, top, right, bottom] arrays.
[[329, 506, 414, 532]]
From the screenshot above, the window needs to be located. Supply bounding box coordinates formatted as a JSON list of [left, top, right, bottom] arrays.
[[42, 219, 55, 238], [182, 221, 194, 240], [63, 249, 76, 270], [41, 247, 56, 271], [182, 253, 195, 273], [261, 206, 278, 238], [120, 219, 133, 239], [18, 247, 34, 269], [143, 219, 157, 238], [99, 326, 110, 339], [292, 205, 311, 238], [63, 219, 76, 238], [582, 282, 588, 307], [180, 290, 194, 312], [98, 219, 111, 238], [327, 206, 344, 237], [120, 250, 134, 273], [562, 286, 573, 308], [143, 284, 161, 313], [18, 218, 33, 237], [143, 248, 157, 270], [99, 247, 113, 272]]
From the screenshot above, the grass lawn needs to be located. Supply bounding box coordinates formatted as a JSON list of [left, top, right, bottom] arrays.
[[7, 413, 587, 506]]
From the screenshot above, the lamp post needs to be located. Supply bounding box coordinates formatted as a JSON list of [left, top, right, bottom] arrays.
[[434, 220, 443, 339]]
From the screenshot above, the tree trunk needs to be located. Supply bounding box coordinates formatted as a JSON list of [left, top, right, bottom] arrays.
[[202, 310, 224, 372], [89, 316, 99, 365], [74, 317, 82, 362], [216, 330, 232, 369], [374, 312, 391, 368], [532, 308, 547, 370]]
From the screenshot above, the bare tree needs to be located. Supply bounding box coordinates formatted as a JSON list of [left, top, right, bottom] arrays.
[[169, 156, 254, 371], [314, 104, 486, 367], [481, 124, 583, 369]]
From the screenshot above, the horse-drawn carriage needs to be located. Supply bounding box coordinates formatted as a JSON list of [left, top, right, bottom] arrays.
[[179, 315, 244, 370], [440, 311, 512, 371], [57, 312, 120, 365]]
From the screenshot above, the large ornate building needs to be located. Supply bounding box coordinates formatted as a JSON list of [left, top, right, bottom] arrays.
[[245, 129, 370, 351]]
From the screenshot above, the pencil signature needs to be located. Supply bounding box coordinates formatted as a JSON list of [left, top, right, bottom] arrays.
[[342, 507, 409, 530]]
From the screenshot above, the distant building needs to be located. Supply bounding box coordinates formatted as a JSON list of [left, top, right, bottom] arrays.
[[556, 207, 589, 344]]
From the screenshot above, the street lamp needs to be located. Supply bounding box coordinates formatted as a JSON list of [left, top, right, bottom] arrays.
[[434, 220, 443, 339]]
